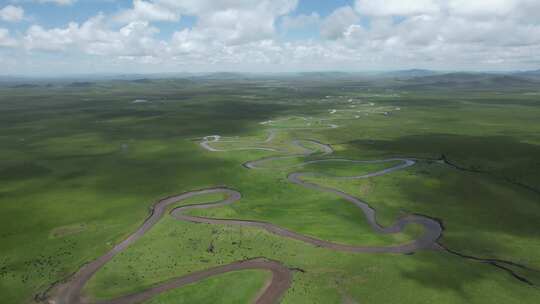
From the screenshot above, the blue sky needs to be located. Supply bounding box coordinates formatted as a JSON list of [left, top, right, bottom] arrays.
[[1, 0, 539, 75]]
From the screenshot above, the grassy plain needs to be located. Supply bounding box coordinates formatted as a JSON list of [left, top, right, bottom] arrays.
[[0, 75, 539, 303]]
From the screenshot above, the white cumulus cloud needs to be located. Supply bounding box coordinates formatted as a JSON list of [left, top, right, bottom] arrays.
[[0, 28, 17, 47], [321, 6, 360, 40], [0, 5, 24, 22], [281, 12, 320, 31], [114, 0, 180, 23], [355, 0, 440, 16], [23, 14, 163, 57]]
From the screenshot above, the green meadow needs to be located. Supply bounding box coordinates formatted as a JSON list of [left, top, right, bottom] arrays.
[[0, 76, 539, 303]]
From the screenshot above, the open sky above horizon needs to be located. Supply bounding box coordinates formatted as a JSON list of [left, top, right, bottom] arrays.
[[0, 0, 539, 75]]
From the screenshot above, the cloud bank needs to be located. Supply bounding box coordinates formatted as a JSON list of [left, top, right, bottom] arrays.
[[1, 0, 539, 74]]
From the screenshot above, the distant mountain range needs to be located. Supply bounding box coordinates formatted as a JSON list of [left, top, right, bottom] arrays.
[[1, 70, 539, 90], [378, 69, 440, 78], [396, 71, 539, 90], [513, 69, 540, 78]]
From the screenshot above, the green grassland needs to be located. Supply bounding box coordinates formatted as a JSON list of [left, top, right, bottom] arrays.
[[145, 270, 271, 304], [1, 76, 539, 303]]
